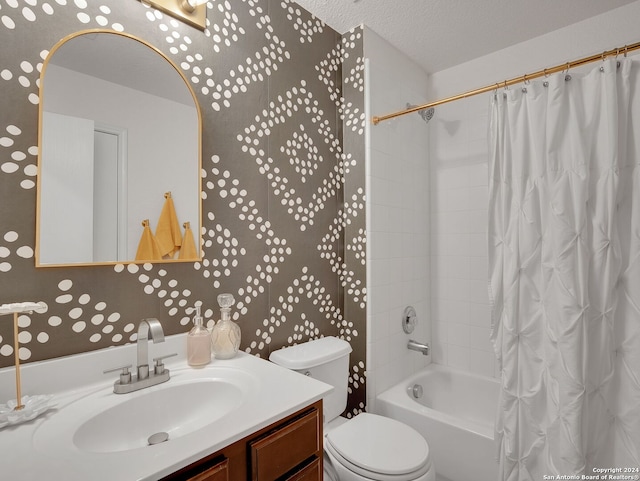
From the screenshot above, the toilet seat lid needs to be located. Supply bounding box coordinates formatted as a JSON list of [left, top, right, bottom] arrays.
[[325, 413, 430, 476]]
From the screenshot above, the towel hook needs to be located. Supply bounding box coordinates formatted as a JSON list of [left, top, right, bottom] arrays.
[[164, 191, 172, 199], [183, 221, 190, 229], [142, 219, 150, 227]]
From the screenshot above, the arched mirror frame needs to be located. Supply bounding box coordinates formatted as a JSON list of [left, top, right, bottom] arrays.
[[35, 29, 203, 268]]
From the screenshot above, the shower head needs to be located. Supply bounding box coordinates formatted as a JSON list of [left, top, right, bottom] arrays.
[[406, 103, 435, 123]]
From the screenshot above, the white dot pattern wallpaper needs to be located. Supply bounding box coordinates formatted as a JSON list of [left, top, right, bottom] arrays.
[[0, 0, 366, 415]]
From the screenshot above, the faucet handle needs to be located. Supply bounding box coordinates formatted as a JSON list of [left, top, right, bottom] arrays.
[[104, 364, 133, 384], [153, 353, 177, 375]]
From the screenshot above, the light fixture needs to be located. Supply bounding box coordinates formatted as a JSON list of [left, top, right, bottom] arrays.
[[140, 0, 207, 30]]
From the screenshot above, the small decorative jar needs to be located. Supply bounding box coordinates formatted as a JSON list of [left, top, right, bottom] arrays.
[[211, 293, 241, 359]]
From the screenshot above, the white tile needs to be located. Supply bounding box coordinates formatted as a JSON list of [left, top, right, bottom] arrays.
[[389, 232, 404, 256], [369, 203, 389, 233], [468, 325, 493, 352], [432, 321, 448, 343], [371, 337, 391, 368], [368, 311, 389, 342], [447, 322, 469, 347], [468, 233, 488, 257], [368, 284, 391, 314], [468, 349, 495, 378], [465, 162, 489, 188], [387, 281, 403, 309], [468, 255, 488, 281], [468, 113, 489, 142], [466, 185, 489, 210], [442, 277, 470, 301], [431, 340, 447, 364], [369, 175, 391, 206], [368, 258, 389, 287], [468, 138, 489, 163], [369, 149, 392, 180], [388, 305, 404, 336], [447, 344, 470, 370], [468, 302, 492, 327], [468, 279, 490, 304], [449, 255, 470, 279], [466, 209, 488, 234]]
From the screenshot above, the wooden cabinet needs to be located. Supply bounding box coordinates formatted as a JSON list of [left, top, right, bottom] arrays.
[[162, 400, 322, 481], [185, 458, 229, 481]]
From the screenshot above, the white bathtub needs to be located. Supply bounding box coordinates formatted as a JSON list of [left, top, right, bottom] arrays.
[[376, 364, 500, 481]]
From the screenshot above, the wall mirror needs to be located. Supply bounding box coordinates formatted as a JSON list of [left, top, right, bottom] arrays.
[[36, 30, 202, 267]]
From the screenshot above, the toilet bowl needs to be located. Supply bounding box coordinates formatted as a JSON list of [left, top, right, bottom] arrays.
[[324, 413, 434, 481], [269, 337, 435, 481]]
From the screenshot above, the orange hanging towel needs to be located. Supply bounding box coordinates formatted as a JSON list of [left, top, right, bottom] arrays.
[[178, 221, 198, 260], [135, 219, 162, 261], [155, 192, 182, 258]]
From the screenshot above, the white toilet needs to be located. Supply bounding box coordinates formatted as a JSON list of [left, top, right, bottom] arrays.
[[269, 336, 435, 481]]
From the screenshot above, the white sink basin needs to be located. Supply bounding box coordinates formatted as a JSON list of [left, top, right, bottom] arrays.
[[33, 366, 259, 455]]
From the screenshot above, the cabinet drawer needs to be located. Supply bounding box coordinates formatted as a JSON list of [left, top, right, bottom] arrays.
[[185, 458, 229, 481], [284, 457, 321, 481], [250, 408, 320, 481]]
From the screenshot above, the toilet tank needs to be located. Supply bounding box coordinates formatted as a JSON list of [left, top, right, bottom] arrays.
[[269, 336, 352, 422]]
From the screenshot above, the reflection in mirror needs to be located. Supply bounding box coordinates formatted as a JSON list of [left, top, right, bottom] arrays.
[[37, 30, 201, 266]]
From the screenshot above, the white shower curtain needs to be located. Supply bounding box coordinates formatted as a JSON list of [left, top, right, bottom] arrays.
[[489, 57, 640, 480]]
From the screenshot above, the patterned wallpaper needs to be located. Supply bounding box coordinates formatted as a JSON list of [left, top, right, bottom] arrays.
[[0, 0, 366, 414]]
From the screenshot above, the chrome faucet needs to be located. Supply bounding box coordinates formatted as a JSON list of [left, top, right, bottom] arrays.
[[104, 318, 176, 394], [136, 318, 165, 380], [407, 339, 430, 356]]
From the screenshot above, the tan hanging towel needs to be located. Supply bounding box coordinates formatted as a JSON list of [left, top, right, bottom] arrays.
[[135, 219, 162, 261], [155, 192, 182, 258], [178, 221, 198, 260]]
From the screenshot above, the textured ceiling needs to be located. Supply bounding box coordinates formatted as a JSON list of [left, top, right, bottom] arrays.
[[294, 0, 639, 73]]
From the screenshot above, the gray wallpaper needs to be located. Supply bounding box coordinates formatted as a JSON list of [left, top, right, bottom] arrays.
[[0, 0, 366, 414]]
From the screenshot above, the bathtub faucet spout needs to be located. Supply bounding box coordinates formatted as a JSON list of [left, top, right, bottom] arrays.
[[408, 339, 430, 355]]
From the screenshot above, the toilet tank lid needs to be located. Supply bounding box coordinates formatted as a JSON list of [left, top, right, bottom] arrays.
[[269, 336, 352, 370]]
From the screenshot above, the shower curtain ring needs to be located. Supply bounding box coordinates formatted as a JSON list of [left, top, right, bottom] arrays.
[[624, 45, 628, 57], [521, 74, 529, 93]]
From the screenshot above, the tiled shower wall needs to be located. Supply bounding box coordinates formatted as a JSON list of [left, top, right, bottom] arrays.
[[428, 0, 640, 378], [363, 27, 430, 408], [0, 1, 366, 414]]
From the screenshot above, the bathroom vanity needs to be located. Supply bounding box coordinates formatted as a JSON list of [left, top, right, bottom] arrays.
[[0, 334, 331, 480], [163, 400, 322, 480]]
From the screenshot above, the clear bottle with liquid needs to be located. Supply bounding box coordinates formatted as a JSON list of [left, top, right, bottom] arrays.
[[187, 305, 211, 366], [211, 293, 241, 359]]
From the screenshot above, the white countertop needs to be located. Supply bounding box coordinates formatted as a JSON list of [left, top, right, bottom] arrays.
[[0, 334, 332, 480]]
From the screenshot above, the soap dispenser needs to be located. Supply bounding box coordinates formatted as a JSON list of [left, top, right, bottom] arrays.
[[187, 305, 211, 366], [211, 293, 241, 359]]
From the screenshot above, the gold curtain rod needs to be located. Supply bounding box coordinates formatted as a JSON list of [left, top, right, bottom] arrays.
[[372, 40, 640, 125]]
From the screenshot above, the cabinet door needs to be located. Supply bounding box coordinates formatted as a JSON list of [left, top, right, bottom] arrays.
[[184, 458, 229, 481], [250, 408, 320, 481]]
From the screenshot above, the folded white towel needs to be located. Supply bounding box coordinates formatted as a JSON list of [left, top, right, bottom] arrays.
[[0, 302, 47, 315]]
